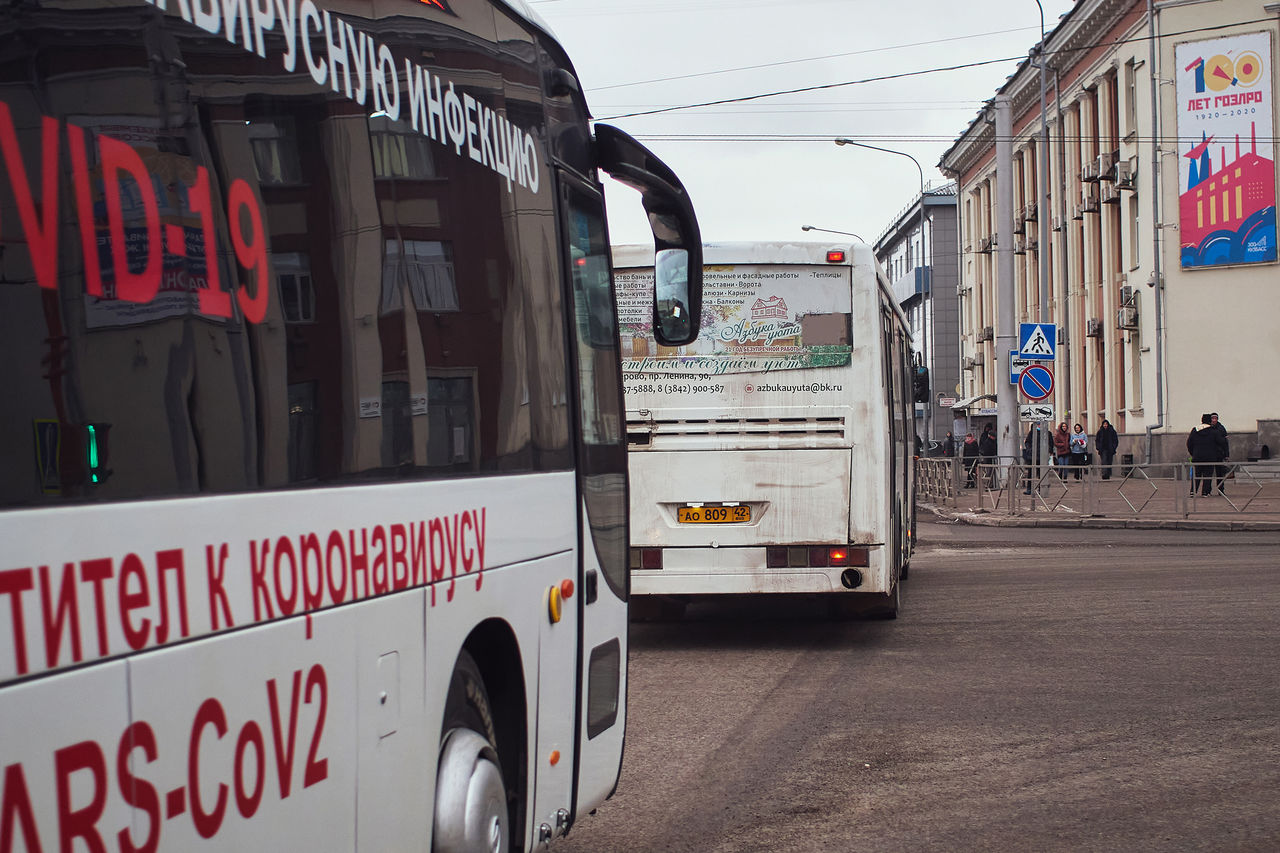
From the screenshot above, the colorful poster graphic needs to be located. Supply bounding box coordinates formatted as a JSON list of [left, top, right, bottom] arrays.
[[1175, 32, 1277, 268], [615, 264, 853, 376]]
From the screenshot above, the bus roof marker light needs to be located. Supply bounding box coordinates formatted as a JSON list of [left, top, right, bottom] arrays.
[[826, 250, 846, 263]]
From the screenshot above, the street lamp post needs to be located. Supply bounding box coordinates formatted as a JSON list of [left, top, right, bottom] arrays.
[[801, 225, 867, 242], [833, 137, 931, 443]]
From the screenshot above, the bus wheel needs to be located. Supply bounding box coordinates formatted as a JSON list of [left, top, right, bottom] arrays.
[[434, 650, 509, 853]]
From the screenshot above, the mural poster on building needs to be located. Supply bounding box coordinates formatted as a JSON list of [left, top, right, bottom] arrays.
[[614, 264, 853, 376], [1175, 32, 1277, 269]]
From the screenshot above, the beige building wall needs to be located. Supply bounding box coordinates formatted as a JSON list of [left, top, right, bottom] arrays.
[[942, 0, 1280, 463]]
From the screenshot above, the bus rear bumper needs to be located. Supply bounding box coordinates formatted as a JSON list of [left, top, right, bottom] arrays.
[[630, 545, 889, 596]]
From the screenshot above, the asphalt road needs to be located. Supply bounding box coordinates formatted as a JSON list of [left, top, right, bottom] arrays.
[[557, 518, 1280, 852]]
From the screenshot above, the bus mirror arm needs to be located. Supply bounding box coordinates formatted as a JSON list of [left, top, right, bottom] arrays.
[[594, 124, 702, 347]]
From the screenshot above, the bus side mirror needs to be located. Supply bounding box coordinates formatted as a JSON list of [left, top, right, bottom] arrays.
[[594, 124, 702, 346]]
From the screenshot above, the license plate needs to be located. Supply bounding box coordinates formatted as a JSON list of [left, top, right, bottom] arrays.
[[677, 505, 751, 524]]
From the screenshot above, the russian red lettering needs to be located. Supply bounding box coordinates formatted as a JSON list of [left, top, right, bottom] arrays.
[[205, 544, 234, 631], [188, 699, 228, 839], [324, 531, 347, 605], [266, 670, 302, 799], [273, 537, 298, 616], [154, 549, 190, 643], [233, 722, 265, 819], [473, 509, 486, 591], [299, 534, 323, 612], [389, 524, 409, 591], [460, 512, 475, 574], [1, 763, 43, 853], [348, 529, 370, 600], [54, 741, 108, 853], [78, 559, 113, 659], [117, 555, 151, 652], [228, 180, 269, 323], [39, 564, 83, 669], [0, 569, 33, 676], [303, 665, 328, 788], [67, 123, 104, 297], [0, 105, 60, 291], [250, 539, 274, 621], [443, 515, 461, 603], [370, 526, 388, 595], [428, 518, 446, 607], [409, 521, 427, 586], [116, 723, 160, 853], [99, 136, 162, 304]]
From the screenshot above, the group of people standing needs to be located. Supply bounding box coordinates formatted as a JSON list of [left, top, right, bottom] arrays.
[[939, 413, 1232, 494], [1187, 412, 1230, 496], [1044, 419, 1120, 480]]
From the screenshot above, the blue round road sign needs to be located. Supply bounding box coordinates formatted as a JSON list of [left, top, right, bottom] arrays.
[[1019, 364, 1054, 400]]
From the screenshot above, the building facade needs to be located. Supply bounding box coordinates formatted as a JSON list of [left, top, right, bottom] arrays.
[[874, 183, 960, 450], [940, 0, 1280, 463]]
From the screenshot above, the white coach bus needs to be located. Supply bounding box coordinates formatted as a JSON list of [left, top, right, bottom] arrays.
[[0, 0, 702, 849], [613, 242, 914, 619]]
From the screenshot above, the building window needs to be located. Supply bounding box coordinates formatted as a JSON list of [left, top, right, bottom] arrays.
[[369, 115, 435, 179], [275, 253, 315, 323], [381, 240, 459, 314], [247, 117, 302, 186], [1123, 59, 1138, 137], [1128, 195, 1140, 269]]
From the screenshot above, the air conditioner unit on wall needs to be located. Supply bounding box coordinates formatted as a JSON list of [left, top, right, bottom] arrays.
[[1115, 161, 1135, 189], [1119, 285, 1136, 306], [1097, 151, 1118, 181], [1081, 159, 1100, 182], [1086, 318, 1103, 338], [1117, 304, 1139, 330], [1023, 201, 1038, 222], [1101, 182, 1120, 204], [976, 325, 994, 342]]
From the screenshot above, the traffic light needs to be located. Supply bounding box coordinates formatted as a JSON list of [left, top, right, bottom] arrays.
[[912, 366, 930, 403]]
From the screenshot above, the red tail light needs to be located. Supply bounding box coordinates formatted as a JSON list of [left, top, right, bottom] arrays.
[[826, 250, 846, 263]]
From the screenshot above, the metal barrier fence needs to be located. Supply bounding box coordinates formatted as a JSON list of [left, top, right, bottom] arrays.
[[916, 456, 1280, 518]]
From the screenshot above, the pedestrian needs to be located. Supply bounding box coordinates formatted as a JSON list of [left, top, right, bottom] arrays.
[[941, 431, 955, 458], [1186, 413, 1229, 496], [1209, 412, 1230, 492], [962, 431, 979, 488], [1022, 423, 1042, 494], [1095, 417, 1119, 480], [1053, 422, 1071, 479], [978, 423, 997, 487], [1069, 423, 1088, 480]]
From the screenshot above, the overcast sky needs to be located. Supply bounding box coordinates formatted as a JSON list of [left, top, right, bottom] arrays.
[[530, 0, 1077, 248]]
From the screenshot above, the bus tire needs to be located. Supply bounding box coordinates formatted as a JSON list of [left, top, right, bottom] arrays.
[[434, 650, 510, 853]]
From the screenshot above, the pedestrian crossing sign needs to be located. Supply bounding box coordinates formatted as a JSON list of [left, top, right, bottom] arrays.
[[1018, 323, 1056, 360]]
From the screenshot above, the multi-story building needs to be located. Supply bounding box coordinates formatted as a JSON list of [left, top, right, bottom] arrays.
[[874, 183, 960, 450], [940, 0, 1279, 463]]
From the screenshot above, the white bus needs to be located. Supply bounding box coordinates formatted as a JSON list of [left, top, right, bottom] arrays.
[[0, 0, 702, 850], [614, 242, 914, 619]]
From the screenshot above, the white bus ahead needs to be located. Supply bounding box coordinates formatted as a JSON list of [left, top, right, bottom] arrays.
[[613, 242, 914, 619], [0, 0, 702, 849]]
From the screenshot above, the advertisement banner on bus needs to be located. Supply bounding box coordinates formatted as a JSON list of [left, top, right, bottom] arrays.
[[615, 264, 852, 377]]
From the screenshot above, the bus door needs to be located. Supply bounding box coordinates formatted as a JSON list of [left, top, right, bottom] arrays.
[[559, 175, 629, 816]]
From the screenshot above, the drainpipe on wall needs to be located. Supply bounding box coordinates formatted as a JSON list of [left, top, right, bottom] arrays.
[[1055, 70, 1070, 417], [1144, 0, 1166, 463]]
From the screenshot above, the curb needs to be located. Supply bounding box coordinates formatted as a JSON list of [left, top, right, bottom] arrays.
[[919, 502, 1280, 532]]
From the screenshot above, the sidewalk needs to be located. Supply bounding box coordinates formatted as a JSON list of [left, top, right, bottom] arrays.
[[920, 467, 1280, 532]]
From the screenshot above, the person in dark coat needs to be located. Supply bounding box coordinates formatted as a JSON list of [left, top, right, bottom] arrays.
[[1095, 418, 1119, 479], [1187, 413, 1230, 496], [941, 431, 955, 458], [978, 424, 998, 487], [962, 432, 979, 487], [1022, 423, 1043, 494], [1209, 413, 1230, 492]]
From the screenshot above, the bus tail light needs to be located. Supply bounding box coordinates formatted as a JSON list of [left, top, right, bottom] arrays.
[[765, 545, 870, 568], [630, 548, 663, 570]]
